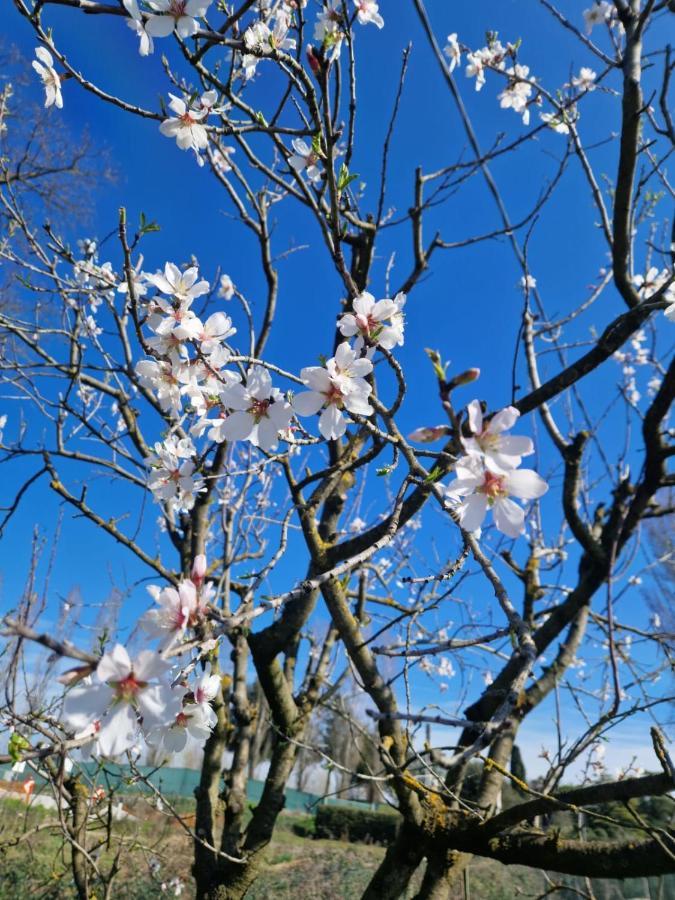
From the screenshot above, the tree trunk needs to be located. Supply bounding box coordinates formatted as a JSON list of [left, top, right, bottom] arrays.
[[361, 822, 426, 899], [412, 850, 470, 900]]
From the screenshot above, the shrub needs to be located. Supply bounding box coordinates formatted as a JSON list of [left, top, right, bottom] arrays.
[[314, 804, 400, 845]]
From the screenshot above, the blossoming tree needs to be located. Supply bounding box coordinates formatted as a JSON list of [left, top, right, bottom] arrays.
[[1, 0, 674, 898]]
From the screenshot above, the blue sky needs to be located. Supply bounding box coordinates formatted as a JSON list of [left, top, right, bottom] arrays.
[[2, 1, 672, 777]]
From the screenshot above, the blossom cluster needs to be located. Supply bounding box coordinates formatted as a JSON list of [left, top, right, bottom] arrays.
[[62, 557, 220, 758], [443, 400, 548, 538], [123, 255, 405, 511], [444, 33, 599, 135]]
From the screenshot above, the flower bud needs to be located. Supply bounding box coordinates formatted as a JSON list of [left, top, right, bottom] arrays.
[[191, 554, 207, 586], [407, 425, 450, 443], [453, 367, 481, 386], [306, 45, 321, 76]]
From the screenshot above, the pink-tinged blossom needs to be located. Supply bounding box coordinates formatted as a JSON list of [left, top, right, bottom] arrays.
[[32, 47, 63, 109], [293, 342, 373, 440], [145, 0, 211, 39], [159, 94, 209, 154], [444, 33, 461, 72], [465, 49, 488, 91], [465, 41, 507, 92], [214, 366, 292, 451], [288, 138, 322, 184], [193, 672, 220, 724], [191, 553, 207, 585], [444, 456, 548, 538], [147, 437, 204, 511], [461, 400, 534, 473], [63, 645, 180, 758], [338, 291, 406, 350], [196, 311, 236, 354], [354, 0, 384, 28], [135, 359, 182, 413], [140, 580, 201, 647]]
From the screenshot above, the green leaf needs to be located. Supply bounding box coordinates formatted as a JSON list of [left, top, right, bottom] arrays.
[[337, 164, 359, 193], [139, 212, 160, 236], [423, 466, 444, 484], [311, 133, 323, 157], [8, 732, 30, 763]]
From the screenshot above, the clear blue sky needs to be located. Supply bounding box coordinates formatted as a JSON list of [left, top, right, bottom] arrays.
[[2, 1, 671, 776]]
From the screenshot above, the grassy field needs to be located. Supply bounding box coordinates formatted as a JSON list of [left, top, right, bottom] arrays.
[[0, 796, 671, 899]]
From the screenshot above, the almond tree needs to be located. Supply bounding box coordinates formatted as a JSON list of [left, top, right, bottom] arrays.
[[1, 1, 674, 899]]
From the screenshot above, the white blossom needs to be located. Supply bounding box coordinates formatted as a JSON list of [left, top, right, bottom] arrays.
[[293, 342, 373, 440], [159, 94, 209, 155], [145, 0, 211, 40], [498, 65, 533, 125], [444, 456, 548, 538], [583, 2, 613, 33], [214, 366, 292, 452], [314, 1, 344, 61], [32, 47, 63, 109], [461, 400, 534, 473], [354, 0, 384, 28], [288, 138, 322, 184], [123, 0, 154, 55], [147, 702, 213, 753], [63, 645, 180, 758], [444, 33, 461, 73], [338, 291, 406, 350], [571, 67, 597, 91], [218, 273, 235, 300]]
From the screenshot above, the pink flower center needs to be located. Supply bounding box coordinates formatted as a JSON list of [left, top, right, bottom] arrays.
[[249, 398, 271, 422], [324, 383, 344, 408], [175, 711, 189, 728], [479, 471, 507, 500], [112, 673, 147, 702], [169, 0, 188, 17], [355, 312, 379, 335]]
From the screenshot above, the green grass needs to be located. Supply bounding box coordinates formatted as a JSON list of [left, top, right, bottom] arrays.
[[0, 798, 673, 899]]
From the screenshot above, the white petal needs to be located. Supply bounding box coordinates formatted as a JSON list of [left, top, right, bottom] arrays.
[[220, 410, 254, 441], [458, 494, 488, 532], [505, 469, 548, 500], [145, 14, 176, 37], [293, 391, 325, 416], [133, 649, 171, 682], [98, 704, 139, 757], [97, 644, 131, 683], [493, 497, 525, 538], [489, 406, 519, 434], [467, 399, 483, 435], [63, 684, 113, 732], [319, 405, 346, 440]]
